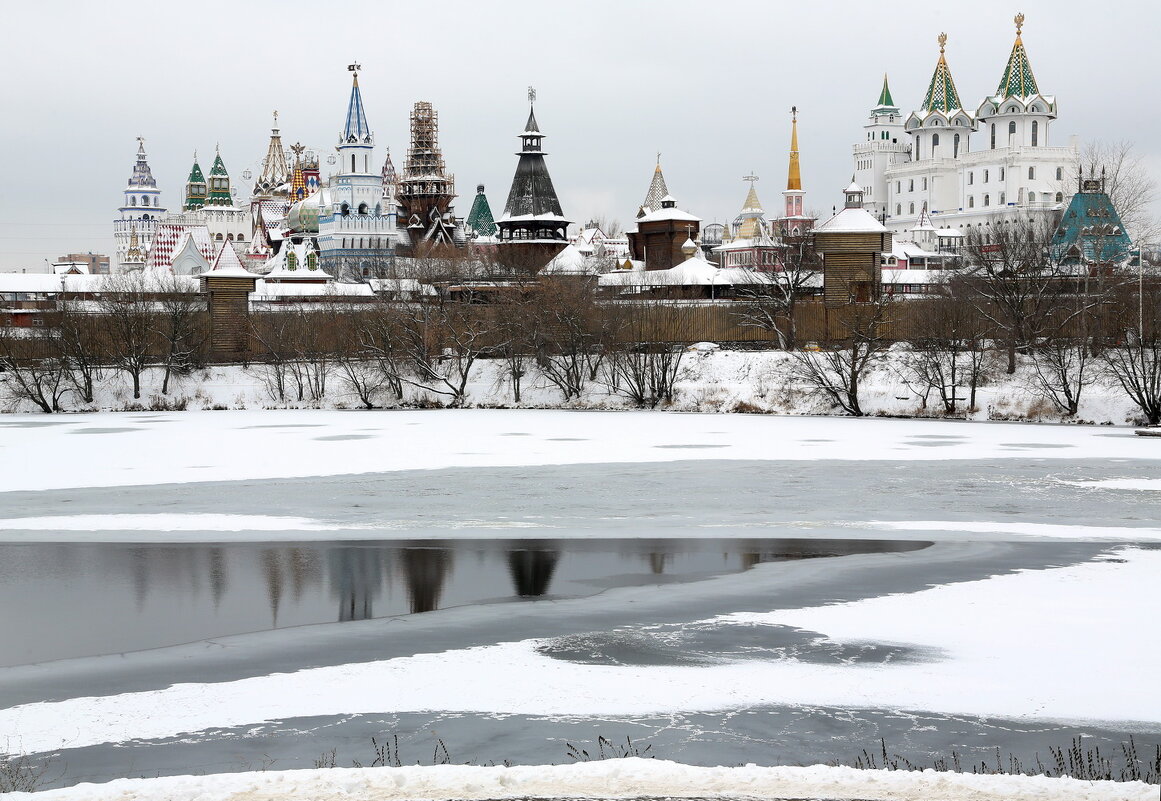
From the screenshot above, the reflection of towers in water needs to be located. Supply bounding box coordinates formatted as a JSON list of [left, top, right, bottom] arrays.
[[208, 547, 227, 608], [263, 546, 325, 626], [329, 547, 386, 622], [400, 548, 452, 613], [648, 552, 668, 575], [507, 549, 560, 597]]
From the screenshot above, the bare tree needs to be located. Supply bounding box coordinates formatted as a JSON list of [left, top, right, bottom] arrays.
[[153, 273, 207, 395], [605, 301, 692, 408], [98, 273, 159, 399], [732, 240, 821, 350], [54, 297, 106, 404], [535, 277, 608, 402], [0, 328, 70, 412], [1064, 141, 1159, 245], [961, 218, 1075, 374], [1102, 276, 1161, 424], [898, 283, 989, 415], [792, 295, 894, 417]]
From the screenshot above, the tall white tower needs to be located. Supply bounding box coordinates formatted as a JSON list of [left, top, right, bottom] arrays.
[[852, 75, 909, 218], [317, 64, 397, 278], [113, 138, 167, 271]]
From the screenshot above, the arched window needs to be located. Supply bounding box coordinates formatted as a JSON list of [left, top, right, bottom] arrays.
[[896, 204, 901, 215], [954, 133, 961, 157], [984, 169, 990, 183], [1000, 167, 1005, 181], [1055, 167, 1063, 180], [990, 123, 996, 148], [896, 181, 901, 193], [909, 179, 914, 192], [1031, 120, 1039, 146], [226, 234, 234, 241], [909, 203, 915, 214], [1008, 121, 1016, 139], [340, 203, 350, 217], [358, 203, 368, 215], [932, 133, 940, 149], [999, 193, 1006, 205], [130, 196, 136, 206], [968, 197, 975, 208], [968, 172, 974, 185], [216, 233, 223, 241], [983, 194, 990, 207], [307, 252, 318, 271], [1028, 167, 1035, 179], [237, 233, 245, 242], [1028, 192, 1037, 202], [922, 177, 928, 190], [351, 155, 356, 172], [286, 251, 297, 271], [1055, 192, 1063, 203]]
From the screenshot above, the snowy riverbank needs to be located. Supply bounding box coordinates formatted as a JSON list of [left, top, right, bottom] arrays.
[[1, 348, 1151, 425], [6, 759, 1155, 801]]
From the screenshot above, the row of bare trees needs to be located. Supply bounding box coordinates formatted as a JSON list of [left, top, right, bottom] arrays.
[[246, 276, 695, 411], [773, 217, 1161, 421], [0, 274, 206, 412]]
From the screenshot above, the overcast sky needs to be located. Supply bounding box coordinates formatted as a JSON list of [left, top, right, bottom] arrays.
[[2, 0, 1158, 271]]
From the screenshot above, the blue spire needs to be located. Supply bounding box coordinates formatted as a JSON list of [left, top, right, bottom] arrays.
[[343, 64, 371, 142]]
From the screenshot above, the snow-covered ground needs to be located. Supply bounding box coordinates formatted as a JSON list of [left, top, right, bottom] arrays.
[[0, 348, 1151, 425], [0, 407, 1156, 494], [7, 759, 1155, 801]]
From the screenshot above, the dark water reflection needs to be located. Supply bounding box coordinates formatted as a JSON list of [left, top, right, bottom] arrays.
[[0, 538, 926, 667]]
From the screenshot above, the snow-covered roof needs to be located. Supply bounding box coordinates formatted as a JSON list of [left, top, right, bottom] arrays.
[[540, 244, 599, 276], [814, 207, 887, 234], [262, 242, 329, 281], [0, 273, 62, 294], [636, 205, 700, 224], [200, 241, 255, 279], [844, 180, 862, 194], [598, 254, 769, 289], [882, 268, 947, 285], [252, 281, 372, 298], [367, 278, 438, 296]]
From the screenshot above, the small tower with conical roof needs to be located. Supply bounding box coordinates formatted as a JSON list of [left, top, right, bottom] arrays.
[[904, 33, 976, 163], [185, 153, 208, 211], [976, 13, 1056, 151], [496, 88, 570, 273], [780, 107, 813, 237], [641, 156, 669, 214], [114, 137, 168, 271], [466, 185, 498, 239], [205, 146, 233, 207], [316, 64, 397, 279], [853, 79, 909, 218], [253, 111, 289, 199]]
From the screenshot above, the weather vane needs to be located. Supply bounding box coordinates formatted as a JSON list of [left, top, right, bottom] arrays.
[[348, 62, 361, 73], [938, 32, 947, 53], [791, 105, 798, 121], [528, 85, 536, 105], [1014, 12, 1024, 35], [743, 172, 759, 185]]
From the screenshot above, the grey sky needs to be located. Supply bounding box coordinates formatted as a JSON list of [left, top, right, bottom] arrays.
[[2, 0, 1158, 271]]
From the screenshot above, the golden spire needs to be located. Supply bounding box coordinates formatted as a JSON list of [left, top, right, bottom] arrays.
[[786, 106, 802, 192]]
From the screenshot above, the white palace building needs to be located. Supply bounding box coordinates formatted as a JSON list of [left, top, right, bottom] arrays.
[[853, 14, 1077, 242]]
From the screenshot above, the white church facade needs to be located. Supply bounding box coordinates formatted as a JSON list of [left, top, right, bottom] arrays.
[[853, 15, 1078, 243]]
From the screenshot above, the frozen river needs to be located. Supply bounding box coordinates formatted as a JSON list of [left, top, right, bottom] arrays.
[[0, 409, 1158, 789]]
